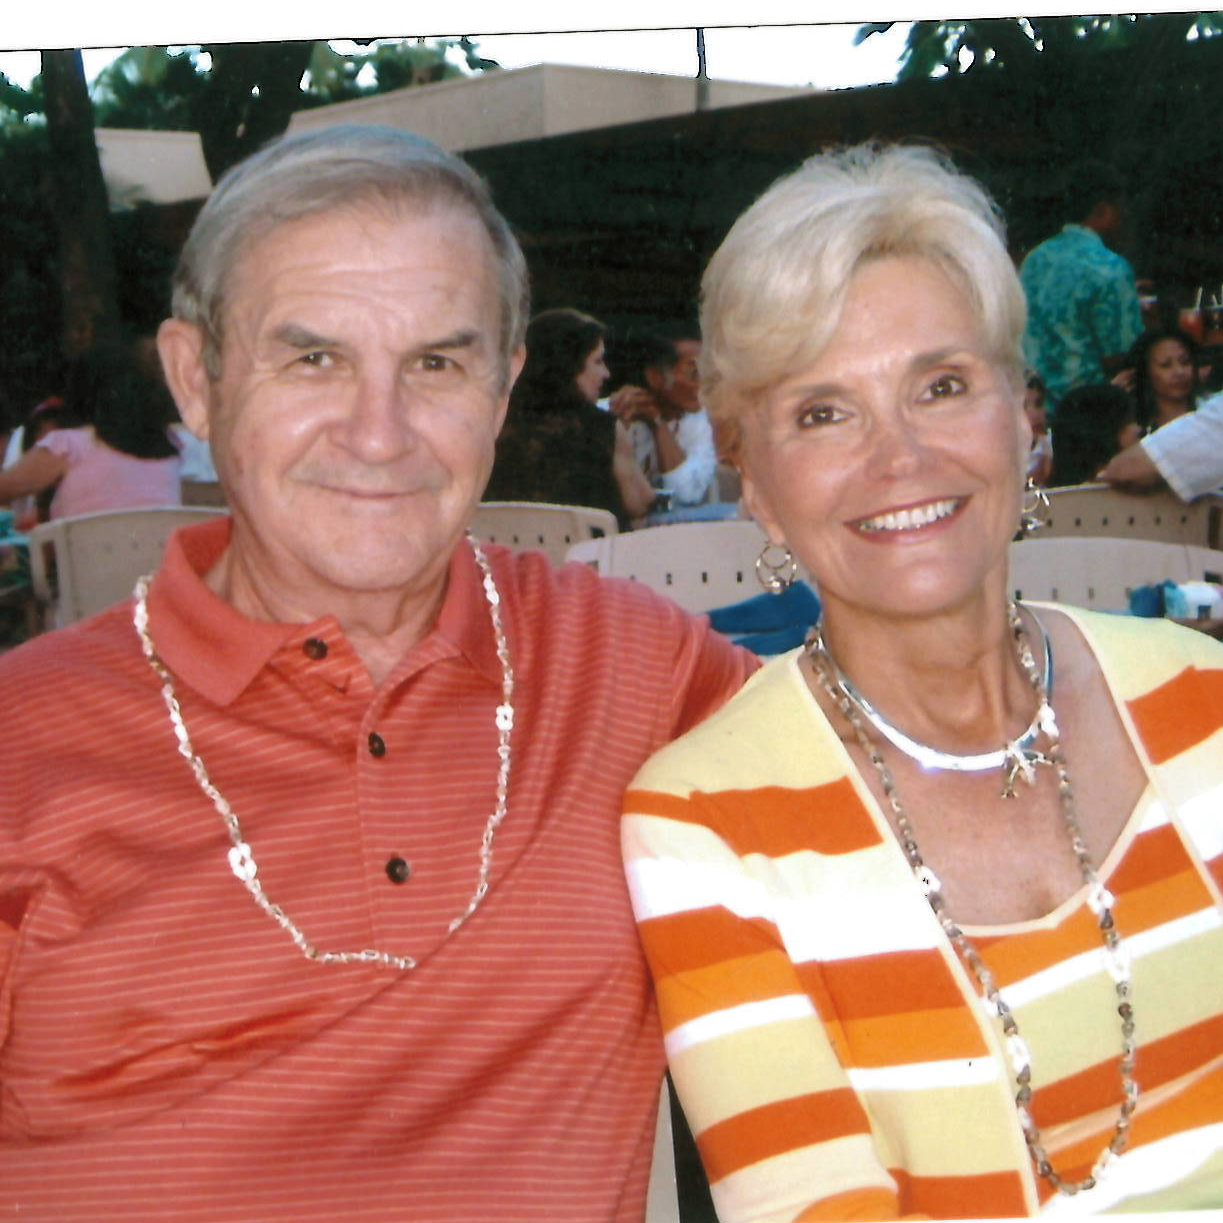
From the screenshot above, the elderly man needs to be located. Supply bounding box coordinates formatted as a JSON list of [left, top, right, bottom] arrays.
[[0, 127, 754, 1222]]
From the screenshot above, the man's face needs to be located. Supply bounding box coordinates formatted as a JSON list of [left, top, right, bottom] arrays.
[[656, 338, 702, 416], [164, 200, 519, 615]]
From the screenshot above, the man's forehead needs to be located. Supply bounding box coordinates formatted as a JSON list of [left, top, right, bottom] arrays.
[[218, 199, 501, 338]]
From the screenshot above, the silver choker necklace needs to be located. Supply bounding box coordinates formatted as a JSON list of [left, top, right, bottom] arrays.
[[809, 606, 1054, 799], [132, 536, 514, 970], [808, 603, 1137, 1197]]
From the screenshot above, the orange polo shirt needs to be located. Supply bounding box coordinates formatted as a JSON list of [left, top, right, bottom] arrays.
[[0, 517, 755, 1223]]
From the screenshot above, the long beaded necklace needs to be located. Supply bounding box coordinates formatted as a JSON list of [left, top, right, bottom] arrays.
[[807, 603, 1138, 1197], [131, 537, 514, 971]]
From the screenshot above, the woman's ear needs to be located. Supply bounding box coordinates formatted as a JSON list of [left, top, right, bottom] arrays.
[[740, 465, 787, 548], [157, 319, 213, 440]]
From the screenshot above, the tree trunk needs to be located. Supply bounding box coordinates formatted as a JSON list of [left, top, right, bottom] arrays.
[[197, 41, 315, 182], [40, 48, 122, 359]]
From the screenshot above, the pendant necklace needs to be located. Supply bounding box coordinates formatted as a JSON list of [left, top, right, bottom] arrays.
[[807, 603, 1138, 1196], [132, 536, 514, 971], [811, 608, 1054, 798]]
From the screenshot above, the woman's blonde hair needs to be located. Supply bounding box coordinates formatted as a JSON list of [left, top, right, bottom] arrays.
[[700, 143, 1026, 462]]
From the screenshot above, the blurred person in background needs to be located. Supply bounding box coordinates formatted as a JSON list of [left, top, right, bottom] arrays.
[[0, 347, 181, 519], [485, 307, 654, 524], [1047, 383, 1141, 486], [1113, 326, 1202, 432]]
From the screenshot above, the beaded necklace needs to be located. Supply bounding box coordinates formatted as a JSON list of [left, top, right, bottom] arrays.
[[131, 537, 514, 971], [807, 604, 1137, 1196]]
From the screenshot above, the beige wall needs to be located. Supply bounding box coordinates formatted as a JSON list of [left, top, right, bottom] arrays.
[[287, 63, 809, 151], [96, 128, 212, 206]]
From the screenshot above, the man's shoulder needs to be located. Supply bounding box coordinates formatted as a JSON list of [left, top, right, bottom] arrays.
[[0, 603, 143, 717], [491, 543, 695, 637]]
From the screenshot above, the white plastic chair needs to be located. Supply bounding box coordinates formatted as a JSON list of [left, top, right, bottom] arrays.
[[1042, 483, 1223, 548], [566, 519, 786, 612], [29, 506, 226, 627], [1008, 536, 1199, 611], [645, 1077, 679, 1223], [468, 501, 618, 566]]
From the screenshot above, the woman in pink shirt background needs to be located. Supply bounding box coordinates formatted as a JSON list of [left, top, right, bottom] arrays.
[[0, 347, 181, 521]]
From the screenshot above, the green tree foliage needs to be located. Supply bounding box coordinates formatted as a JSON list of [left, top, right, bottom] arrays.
[[856, 13, 1223, 79]]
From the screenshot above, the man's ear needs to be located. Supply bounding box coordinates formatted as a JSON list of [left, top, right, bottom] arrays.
[[157, 319, 214, 440]]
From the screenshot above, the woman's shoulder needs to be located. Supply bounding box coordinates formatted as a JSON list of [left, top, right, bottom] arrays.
[[628, 648, 846, 800], [37, 425, 96, 459]]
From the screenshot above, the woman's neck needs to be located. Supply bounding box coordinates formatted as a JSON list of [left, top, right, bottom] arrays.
[[814, 598, 1042, 756]]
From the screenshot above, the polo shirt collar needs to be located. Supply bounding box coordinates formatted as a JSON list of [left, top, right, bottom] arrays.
[[145, 517, 504, 705]]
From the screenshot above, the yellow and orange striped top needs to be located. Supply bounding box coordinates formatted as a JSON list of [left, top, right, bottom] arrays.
[[624, 608, 1223, 1220]]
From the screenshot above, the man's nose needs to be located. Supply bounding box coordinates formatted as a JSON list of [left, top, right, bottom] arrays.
[[338, 372, 415, 461]]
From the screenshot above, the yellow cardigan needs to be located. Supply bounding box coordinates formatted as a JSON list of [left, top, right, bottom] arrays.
[[624, 608, 1223, 1220]]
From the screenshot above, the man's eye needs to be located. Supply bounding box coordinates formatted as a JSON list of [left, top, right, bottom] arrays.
[[298, 351, 335, 368], [796, 403, 844, 427], [927, 374, 966, 398], [419, 353, 455, 373]]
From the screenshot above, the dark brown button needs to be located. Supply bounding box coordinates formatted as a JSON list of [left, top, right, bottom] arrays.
[[368, 732, 386, 757], [385, 856, 411, 884], [303, 637, 328, 660]]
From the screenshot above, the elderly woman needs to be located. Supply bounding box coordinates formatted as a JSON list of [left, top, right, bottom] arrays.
[[623, 145, 1223, 1220]]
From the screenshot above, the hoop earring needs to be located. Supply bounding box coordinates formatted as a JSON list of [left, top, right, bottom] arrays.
[[755, 542, 797, 594], [1019, 477, 1049, 537]]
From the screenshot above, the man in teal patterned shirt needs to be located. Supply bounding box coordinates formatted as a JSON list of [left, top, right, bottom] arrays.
[[1020, 162, 1143, 414]]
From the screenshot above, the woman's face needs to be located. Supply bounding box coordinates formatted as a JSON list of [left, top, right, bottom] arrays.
[[574, 339, 609, 403], [1146, 337, 1194, 406], [739, 256, 1028, 624]]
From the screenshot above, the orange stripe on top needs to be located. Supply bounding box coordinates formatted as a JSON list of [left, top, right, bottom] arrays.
[[1126, 665, 1223, 764], [890, 1166, 1029, 1219], [628, 779, 883, 858], [697, 1088, 870, 1181], [638, 906, 780, 979], [1034, 1011, 1223, 1128], [654, 949, 815, 1032], [840, 1005, 990, 1068], [818, 950, 970, 1018]]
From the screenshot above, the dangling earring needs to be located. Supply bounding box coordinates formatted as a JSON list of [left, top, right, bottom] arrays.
[[1019, 477, 1049, 537], [755, 542, 797, 594]]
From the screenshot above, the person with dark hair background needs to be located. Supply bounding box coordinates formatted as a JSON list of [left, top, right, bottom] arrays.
[[0, 346, 182, 518], [1114, 325, 1202, 432], [485, 307, 654, 524], [1047, 383, 1141, 486], [1020, 160, 1144, 409]]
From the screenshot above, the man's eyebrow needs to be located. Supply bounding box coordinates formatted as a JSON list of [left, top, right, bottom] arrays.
[[273, 323, 340, 350], [417, 329, 482, 353]]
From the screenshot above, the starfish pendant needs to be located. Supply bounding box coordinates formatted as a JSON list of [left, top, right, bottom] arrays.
[[1000, 743, 1051, 798]]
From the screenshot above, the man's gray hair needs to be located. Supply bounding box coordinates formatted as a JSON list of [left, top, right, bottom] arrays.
[[171, 124, 530, 384], [700, 142, 1026, 462]]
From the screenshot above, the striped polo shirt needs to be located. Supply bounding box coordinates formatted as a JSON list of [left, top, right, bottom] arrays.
[[0, 516, 755, 1222]]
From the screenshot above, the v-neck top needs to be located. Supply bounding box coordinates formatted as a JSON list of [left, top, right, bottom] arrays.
[[625, 606, 1223, 1220]]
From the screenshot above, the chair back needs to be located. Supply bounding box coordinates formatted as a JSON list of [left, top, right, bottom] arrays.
[[468, 501, 618, 566], [1041, 483, 1223, 548], [566, 519, 782, 612], [29, 507, 226, 626], [1008, 536, 1210, 610]]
